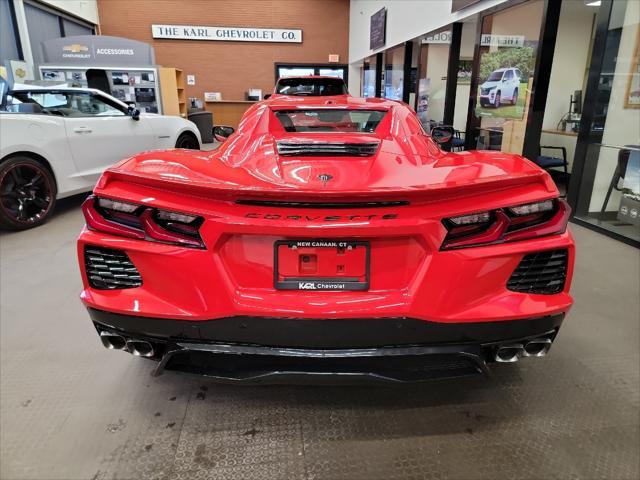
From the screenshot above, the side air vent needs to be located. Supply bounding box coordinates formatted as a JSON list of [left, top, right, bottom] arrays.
[[84, 246, 142, 290], [507, 249, 568, 295], [276, 142, 379, 157], [236, 200, 409, 208]]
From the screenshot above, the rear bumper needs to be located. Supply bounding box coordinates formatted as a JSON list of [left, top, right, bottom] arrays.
[[89, 308, 564, 383]]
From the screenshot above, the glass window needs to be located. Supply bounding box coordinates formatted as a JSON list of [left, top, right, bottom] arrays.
[[24, 3, 94, 67], [1, 0, 20, 63], [573, 0, 640, 243], [361, 56, 377, 98], [471, 0, 544, 155], [62, 18, 93, 37], [383, 44, 405, 100], [24, 3, 61, 67], [275, 77, 347, 96], [278, 67, 315, 78], [318, 68, 344, 79], [274, 109, 386, 133], [5, 91, 125, 117]]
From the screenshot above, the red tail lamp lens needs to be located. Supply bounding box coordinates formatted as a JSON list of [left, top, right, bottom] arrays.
[[442, 199, 570, 250], [82, 196, 205, 248]]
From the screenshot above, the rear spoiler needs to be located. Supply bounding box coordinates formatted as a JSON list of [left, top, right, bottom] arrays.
[[97, 167, 554, 205]]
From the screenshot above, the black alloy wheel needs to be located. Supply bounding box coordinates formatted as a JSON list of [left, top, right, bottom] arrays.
[[175, 133, 200, 150], [494, 92, 501, 108], [511, 88, 518, 106], [0, 157, 57, 230]]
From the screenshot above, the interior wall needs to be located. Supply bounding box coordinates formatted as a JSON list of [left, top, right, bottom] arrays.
[[37, 0, 99, 24], [588, 0, 640, 212], [425, 43, 449, 122], [349, 0, 506, 63], [542, 2, 595, 131], [98, 0, 349, 100]]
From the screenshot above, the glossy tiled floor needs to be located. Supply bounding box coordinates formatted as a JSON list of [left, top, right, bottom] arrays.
[[1, 196, 638, 480]]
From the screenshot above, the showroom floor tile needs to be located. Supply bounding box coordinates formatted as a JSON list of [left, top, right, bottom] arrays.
[[1, 194, 638, 480]]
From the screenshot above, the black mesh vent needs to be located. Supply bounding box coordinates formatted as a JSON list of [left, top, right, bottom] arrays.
[[276, 142, 379, 157], [507, 249, 568, 295], [85, 246, 142, 290]]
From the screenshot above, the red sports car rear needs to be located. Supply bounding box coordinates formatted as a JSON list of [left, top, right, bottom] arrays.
[[77, 95, 574, 383]]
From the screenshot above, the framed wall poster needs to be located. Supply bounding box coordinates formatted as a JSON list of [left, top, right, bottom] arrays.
[[476, 43, 536, 120], [624, 25, 640, 109]]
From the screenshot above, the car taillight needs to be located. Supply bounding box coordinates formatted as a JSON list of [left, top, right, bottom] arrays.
[[82, 196, 205, 249], [441, 199, 570, 250]]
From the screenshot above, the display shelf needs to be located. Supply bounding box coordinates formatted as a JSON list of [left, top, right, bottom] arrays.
[[159, 67, 187, 117]]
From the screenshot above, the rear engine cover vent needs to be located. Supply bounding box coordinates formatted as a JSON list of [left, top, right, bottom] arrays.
[[276, 142, 379, 157], [507, 249, 568, 295], [85, 246, 142, 290], [236, 199, 409, 208]]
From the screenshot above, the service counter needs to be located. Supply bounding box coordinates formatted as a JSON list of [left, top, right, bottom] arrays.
[[205, 100, 257, 129]]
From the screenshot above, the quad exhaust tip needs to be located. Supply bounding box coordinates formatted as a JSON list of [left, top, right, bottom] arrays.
[[523, 337, 552, 357], [495, 343, 524, 363], [495, 336, 554, 362], [126, 340, 155, 358], [99, 331, 155, 357], [100, 331, 127, 350]]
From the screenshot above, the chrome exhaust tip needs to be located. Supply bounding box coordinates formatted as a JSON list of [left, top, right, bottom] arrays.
[[495, 343, 525, 363], [126, 340, 155, 358], [100, 331, 127, 350], [523, 337, 553, 357]]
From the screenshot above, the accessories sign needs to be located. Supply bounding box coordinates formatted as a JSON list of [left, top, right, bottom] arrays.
[[151, 25, 302, 43]]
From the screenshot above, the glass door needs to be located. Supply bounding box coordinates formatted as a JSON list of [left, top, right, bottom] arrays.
[[570, 0, 640, 245], [361, 55, 377, 97], [383, 44, 405, 100]]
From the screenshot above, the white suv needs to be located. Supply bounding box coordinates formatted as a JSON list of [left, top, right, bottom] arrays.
[[479, 68, 521, 108]]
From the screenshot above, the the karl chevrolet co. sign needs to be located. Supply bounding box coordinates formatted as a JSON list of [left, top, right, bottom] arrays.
[[151, 25, 302, 43]]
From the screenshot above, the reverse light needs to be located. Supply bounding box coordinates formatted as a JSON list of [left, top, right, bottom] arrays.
[[442, 199, 570, 250], [96, 197, 139, 213], [508, 200, 554, 216], [155, 210, 199, 224], [82, 196, 205, 249], [449, 211, 491, 225]]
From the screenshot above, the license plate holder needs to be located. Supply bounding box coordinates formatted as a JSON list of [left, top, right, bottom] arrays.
[[274, 239, 370, 291]]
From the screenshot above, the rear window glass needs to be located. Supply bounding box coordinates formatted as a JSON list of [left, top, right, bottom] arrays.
[[274, 109, 386, 133], [275, 78, 347, 96]]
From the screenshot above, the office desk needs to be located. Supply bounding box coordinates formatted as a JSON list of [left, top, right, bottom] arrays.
[[204, 100, 257, 129]]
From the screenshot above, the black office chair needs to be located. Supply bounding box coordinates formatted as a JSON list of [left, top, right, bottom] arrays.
[[600, 148, 631, 220], [536, 146, 569, 188], [451, 130, 465, 151]]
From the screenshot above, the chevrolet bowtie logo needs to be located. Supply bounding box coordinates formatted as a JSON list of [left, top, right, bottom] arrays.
[[63, 44, 89, 53]]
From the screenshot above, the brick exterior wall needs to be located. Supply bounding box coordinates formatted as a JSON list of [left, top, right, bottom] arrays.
[[97, 0, 350, 100]]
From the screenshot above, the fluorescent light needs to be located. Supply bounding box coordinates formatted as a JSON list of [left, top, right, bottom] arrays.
[[586, 1, 601, 6]]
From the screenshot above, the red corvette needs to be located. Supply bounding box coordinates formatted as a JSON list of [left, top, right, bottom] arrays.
[[77, 92, 574, 383]]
